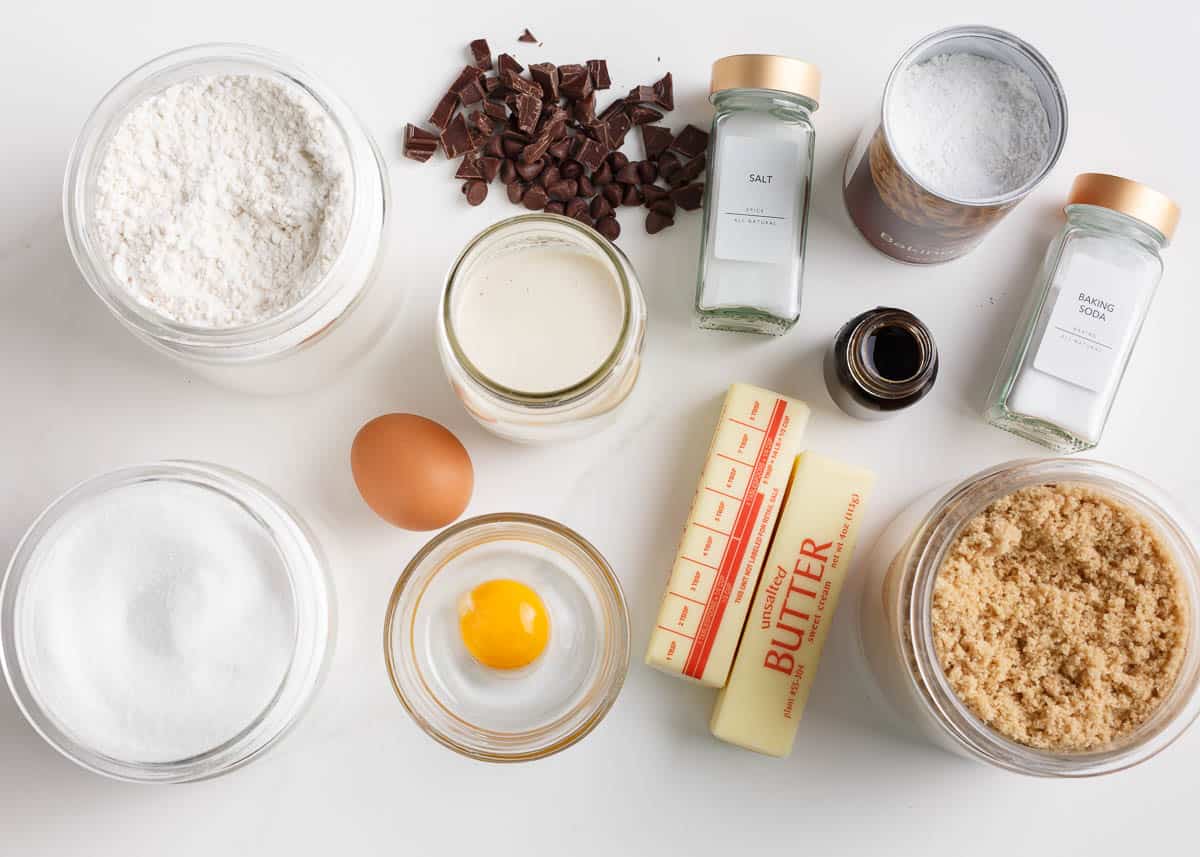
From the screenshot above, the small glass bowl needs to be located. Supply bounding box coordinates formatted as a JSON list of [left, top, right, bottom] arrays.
[[0, 461, 334, 783], [63, 43, 393, 394], [385, 514, 630, 762], [858, 458, 1200, 777]]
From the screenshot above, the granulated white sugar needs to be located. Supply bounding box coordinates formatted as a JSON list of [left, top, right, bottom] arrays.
[[886, 52, 1051, 201], [18, 480, 295, 763]]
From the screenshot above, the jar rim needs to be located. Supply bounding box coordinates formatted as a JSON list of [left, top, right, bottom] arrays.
[[0, 460, 333, 783], [440, 213, 636, 408], [61, 42, 390, 357], [894, 458, 1200, 777]]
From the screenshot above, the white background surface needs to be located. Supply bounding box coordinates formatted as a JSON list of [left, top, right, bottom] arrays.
[[3, 1, 1199, 854]]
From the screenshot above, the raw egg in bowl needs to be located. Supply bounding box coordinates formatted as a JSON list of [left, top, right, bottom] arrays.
[[384, 514, 629, 762]]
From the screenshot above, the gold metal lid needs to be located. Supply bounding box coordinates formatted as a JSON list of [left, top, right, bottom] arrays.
[[1067, 173, 1181, 241], [710, 54, 821, 106]]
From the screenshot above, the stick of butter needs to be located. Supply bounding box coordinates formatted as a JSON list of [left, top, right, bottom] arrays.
[[710, 452, 874, 756], [646, 384, 810, 687]]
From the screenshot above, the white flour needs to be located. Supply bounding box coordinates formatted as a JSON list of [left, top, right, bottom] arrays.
[[886, 53, 1051, 201], [93, 74, 352, 327]]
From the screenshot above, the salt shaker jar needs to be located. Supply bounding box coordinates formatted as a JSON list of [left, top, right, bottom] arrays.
[[986, 174, 1180, 452], [695, 55, 820, 335]]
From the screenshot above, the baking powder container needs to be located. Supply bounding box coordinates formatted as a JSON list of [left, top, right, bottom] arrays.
[[438, 214, 647, 444], [842, 26, 1068, 264], [0, 461, 333, 783], [385, 513, 630, 762], [63, 43, 393, 394], [857, 459, 1200, 777]]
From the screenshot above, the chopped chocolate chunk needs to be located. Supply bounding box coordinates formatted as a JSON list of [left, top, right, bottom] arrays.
[[573, 92, 597, 124], [455, 152, 484, 179], [642, 184, 670, 207], [515, 158, 545, 181], [500, 159, 518, 184], [575, 137, 609, 172], [450, 65, 486, 103], [515, 93, 542, 134], [518, 28, 538, 44], [440, 114, 474, 158], [652, 72, 674, 110], [622, 184, 643, 206], [670, 153, 706, 187], [462, 179, 488, 205], [671, 124, 709, 159], [596, 215, 620, 241], [641, 125, 673, 160], [484, 134, 505, 159], [592, 161, 613, 186], [523, 184, 549, 210], [480, 156, 503, 183], [671, 182, 704, 211], [590, 196, 613, 220], [657, 151, 681, 181], [646, 210, 674, 234], [545, 201, 566, 215], [484, 99, 509, 122], [529, 63, 559, 101], [637, 160, 658, 184], [558, 64, 593, 100], [602, 183, 623, 207], [470, 39, 493, 71], [587, 59, 611, 90], [502, 69, 542, 99], [597, 98, 626, 122], [403, 124, 439, 162], [502, 136, 525, 158], [627, 104, 663, 125], [627, 84, 657, 104], [615, 162, 640, 185], [498, 53, 524, 76], [429, 91, 459, 131], [548, 139, 572, 161], [484, 76, 502, 95], [469, 110, 496, 137], [603, 111, 631, 149], [507, 181, 527, 204], [521, 132, 554, 164]]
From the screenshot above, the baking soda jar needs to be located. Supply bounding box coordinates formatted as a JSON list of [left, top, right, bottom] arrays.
[[842, 26, 1068, 264]]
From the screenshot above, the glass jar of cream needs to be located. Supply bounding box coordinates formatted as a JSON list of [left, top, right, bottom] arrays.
[[986, 174, 1180, 452], [438, 214, 647, 444], [857, 458, 1200, 777], [695, 55, 820, 335], [63, 43, 393, 395], [0, 461, 333, 783]]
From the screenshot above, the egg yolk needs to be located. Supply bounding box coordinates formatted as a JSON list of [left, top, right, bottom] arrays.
[[458, 579, 550, 670]]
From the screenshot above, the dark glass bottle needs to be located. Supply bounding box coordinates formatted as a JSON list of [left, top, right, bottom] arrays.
[[824, 307, 938, 420]]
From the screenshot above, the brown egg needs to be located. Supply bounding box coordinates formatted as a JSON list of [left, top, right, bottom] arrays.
[[351, 414, 473, 530]]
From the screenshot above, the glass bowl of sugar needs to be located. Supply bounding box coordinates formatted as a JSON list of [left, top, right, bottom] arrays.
[[0, 461, 333, 782]]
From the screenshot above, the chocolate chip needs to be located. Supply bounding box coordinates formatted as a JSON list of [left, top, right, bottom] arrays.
[[498, 53, 524, 75], [650, 197, 676, 217], [548, 179, 578, 201], [480, 157, 503, 183], [577, 175, 595, 197], [558, 64, 593, 100], [545, 201, 566, 215], [671, 182, 704, 211], [529, 63, 559, 101], [429, 91, 459, 131], [652, 72, 674, 110], [462, 179, 488, 205], [669, 153, 706, 187], [500, 159, 518, 184], [571, 212, 595, 228], [575, 137, 609, 172], [657, 151, 681, 181], [615, 163, 640, 185], [602, 183, 623, 207], [518, 28, 538, 43], [565, 197, 589, 220], [515, 159, 544, 181], [515, 93, 542, 134], [502, 135, 526, 158], [622, 184, 643, 206], [646, 210, 674, 234], [592, 161, 613, 186], [537, 165, 560, 188], [671, 124, 709, 159], [521, 132, 554, 164], [641, 125, 673, 160], [590, 195, 614, 220], [642, 184, 670, 207], [587, 59, 611, 90], [548, 139, 572, 161], [455, 152, 484, 179], [440, 114, 474, 158], [469, 110, 496, 137], [507, 181, 527, 204], [485, 135, 506, 158], [628, 104, 663, 125], [609, 151, 630, 170], [403, 124, 439, 162], [596, 215, 620, 241], [470, 39, 493, 71], [523, 184, 549, 210], [557, 160, 581, 180], [637, 160, 658, 184]]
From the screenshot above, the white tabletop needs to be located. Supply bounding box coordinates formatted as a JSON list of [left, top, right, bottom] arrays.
[[3, 1, 1198, 854]]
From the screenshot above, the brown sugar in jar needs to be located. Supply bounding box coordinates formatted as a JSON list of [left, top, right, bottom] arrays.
[[932, 483, 1189, 752]]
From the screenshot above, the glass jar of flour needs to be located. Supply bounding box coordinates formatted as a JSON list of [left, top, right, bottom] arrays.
[[695, 55, 820, 335], [986, 174, 1180, 452], [63, 44, 392, 394]]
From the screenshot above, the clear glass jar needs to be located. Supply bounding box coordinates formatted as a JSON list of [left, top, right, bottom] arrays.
[[696, 55, 820, 335], [0, 461, 334, 783], [384, 513, 630, 762], [987, 174, 1180, 451], [858, 459, 1200, 777], [842, 26, 1067, 264], [438, 214, 646, 444], [63, 43, 394, 395]]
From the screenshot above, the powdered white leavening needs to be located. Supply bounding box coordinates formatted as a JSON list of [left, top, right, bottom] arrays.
[[92, 74, 352, 327]]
